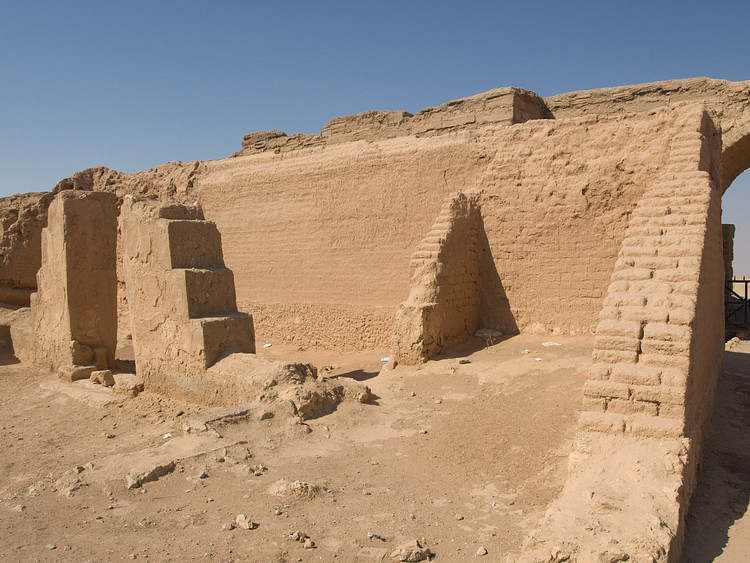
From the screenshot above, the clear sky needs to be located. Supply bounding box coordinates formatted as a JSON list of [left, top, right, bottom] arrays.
[[1, 0, 748, 273]]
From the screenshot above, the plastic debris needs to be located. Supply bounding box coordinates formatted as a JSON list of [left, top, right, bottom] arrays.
[[263, 343, 272, 348], [381, 356, 390, 362], [162, 433, 172, 439]]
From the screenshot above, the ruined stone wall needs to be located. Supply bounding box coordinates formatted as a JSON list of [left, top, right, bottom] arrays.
[[3, 79, 749, 354], [235, 87, 551, 156]]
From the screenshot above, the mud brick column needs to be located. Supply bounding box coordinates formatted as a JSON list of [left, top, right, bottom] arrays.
[[31, 190, 118, 378], [120, 197, 254, 398]]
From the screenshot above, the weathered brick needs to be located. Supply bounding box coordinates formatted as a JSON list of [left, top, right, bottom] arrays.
[[588, 363, 612, 380], [640, 353, 690, 371], [631, 385, 685, 406], [619, 305, 669, 324], [608, 398, 658, 416], [660, 368, 688, 387], [581, 397, 607, 413], [592, 348, 639, 364], [667, 309, 694, 326], [671, 281, 700, 296], [641, 338, 690, 356], [611, 364, 661, 386], [603, 293, 647, 308], [654, 269, 699, 284], [578, 411, 625, 434], [633, 256, 679, 270], [643, 323, 691, 342], [595, 335, 641, 353], [595, 319, 643, 338], [612, 268, 653, 282], [583, 380, 631, 400], [627, 416, 683, 439]]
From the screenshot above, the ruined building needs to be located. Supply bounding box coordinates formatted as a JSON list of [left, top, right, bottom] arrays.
[[1, 77, 749, 561]]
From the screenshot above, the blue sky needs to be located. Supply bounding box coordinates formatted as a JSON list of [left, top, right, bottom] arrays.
[[1, 0, 749, 273]]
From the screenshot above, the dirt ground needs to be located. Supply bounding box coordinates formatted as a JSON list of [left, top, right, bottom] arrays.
[[0, 334, 591, 562], [2, 334, 749, 562], [684, 336, 750, 562]]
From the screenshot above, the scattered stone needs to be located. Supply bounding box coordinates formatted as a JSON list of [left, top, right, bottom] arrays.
[[58, 365, 95, 382], [434, 399, 442, 404], [196, 469, 209, 479], [455, 514, 464, 521], [269, 478, 323, 499], [126, 461, 176, 489], [46, 544, 56, 550], [222, 522, 236, 531], [410, 392, 417, 397], [389, 539, 433, 562], [235, 514, 257, 530], [458, 359, 470, 365], [303, 538, 316, 549], [90, 369, 115, 386], [113, 373, 144, 397], [541, 341, 561, 347], [418, 429, 428, 435], [368, 532, 386, 542], [476, 546, 487, 556]]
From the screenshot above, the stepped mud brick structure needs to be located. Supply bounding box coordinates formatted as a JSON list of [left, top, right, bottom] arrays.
[[29, 191, 117, 379], [2, 77, 750, 560], [393, 192, 483, 364], [120, 197, 255, 401]]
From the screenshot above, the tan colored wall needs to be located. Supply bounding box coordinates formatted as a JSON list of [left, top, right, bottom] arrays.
[[191, 108, 686, 350], [523, 105, 725, 562], [31, 191, 118, 373]]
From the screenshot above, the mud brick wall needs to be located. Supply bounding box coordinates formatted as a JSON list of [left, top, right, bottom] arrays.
[[393, 193, 481, 364], [194, 107, 686, 350], [31, 191, 118, 371], [579, 106, 724, 443]]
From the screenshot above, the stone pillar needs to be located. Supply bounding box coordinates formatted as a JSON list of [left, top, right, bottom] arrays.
[[31, 190, 118, 378], [120, 197, 254, 399]]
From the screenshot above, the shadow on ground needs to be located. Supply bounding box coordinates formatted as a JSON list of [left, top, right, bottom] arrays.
[[683, 344, 750, 562]]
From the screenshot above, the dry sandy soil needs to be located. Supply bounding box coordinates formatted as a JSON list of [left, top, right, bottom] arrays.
[[1, 334, 748, 562]]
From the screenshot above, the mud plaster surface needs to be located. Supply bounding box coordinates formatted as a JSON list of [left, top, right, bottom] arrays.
[[0, 335, 590, 561]]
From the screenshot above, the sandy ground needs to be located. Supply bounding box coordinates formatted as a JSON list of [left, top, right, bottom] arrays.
[[2, 334, 748, 562], [0, 334, 591, 562]]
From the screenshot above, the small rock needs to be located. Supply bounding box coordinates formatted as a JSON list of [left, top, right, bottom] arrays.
[[303, 538, 316, 549], [476, 546, 487, 556], [434, 399, 442, 404], [90, 369, 115, 387], [455, 514, 464, 521], [196, 470, 209, 479], [418, 429, 428, 434], [410, 392, 417, 397], [46, 544, 56, 550], [222, 522, 235, 531], [390, 539, 433, 562], [458, 359, 470, 364], [235, 514, 256, 530]]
